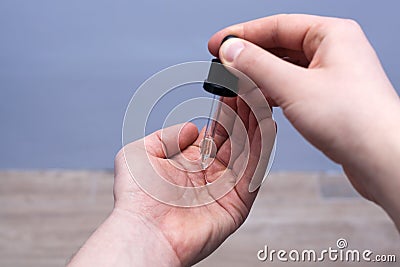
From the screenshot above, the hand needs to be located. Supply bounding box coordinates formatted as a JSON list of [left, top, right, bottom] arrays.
[[208, 14, 400, 228], [69, 92, 276, 266]]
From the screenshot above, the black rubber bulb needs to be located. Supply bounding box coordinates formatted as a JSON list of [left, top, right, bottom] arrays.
[[203, 35, 239, 97]]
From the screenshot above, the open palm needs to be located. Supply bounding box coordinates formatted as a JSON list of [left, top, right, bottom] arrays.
[[114, 95, 275, 266]]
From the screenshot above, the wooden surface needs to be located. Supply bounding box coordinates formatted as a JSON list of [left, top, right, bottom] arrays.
[[0, 171, 398, 266]]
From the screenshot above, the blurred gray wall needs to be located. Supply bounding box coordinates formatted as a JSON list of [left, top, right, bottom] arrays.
[[0, 0, 399, 170]]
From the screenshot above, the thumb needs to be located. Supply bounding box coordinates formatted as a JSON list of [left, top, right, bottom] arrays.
[[219, 38, 309, 106], [147, 122, 199, 158]]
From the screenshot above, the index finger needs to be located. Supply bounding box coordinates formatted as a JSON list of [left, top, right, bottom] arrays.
[[208, 14, 332, 58]]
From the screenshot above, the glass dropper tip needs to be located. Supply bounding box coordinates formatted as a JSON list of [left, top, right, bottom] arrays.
[[200, 95, 222, 170]]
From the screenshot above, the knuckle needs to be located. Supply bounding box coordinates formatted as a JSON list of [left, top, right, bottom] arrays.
[[344, 19, 361, 31], [337, 18, 363, 33], [343, 18, 361, 28], [319, 18, 365, 42]]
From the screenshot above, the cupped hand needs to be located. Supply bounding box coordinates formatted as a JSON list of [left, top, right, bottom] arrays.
[[114, 93, 275, 266]]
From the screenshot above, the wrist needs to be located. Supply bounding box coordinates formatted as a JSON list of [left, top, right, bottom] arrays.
[[344, 118, 400, 229], [365, 136, 400, 229], [110, 208, 182, 267], [68, 208, 182, 267]]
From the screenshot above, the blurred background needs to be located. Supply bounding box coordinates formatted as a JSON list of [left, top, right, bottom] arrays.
[[1, 0, 400, 171], [0, 0, 399, 266]]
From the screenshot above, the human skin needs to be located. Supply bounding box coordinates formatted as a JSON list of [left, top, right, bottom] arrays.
[[68, 93, 275, 266], [208, 14, 400, 229], [68, 14, 400, 267]]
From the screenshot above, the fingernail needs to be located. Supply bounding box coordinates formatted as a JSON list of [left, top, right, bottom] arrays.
[[220, 39, 245, 63]]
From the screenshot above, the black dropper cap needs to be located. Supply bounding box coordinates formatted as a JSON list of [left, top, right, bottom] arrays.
[[203, 35, 239, 97]]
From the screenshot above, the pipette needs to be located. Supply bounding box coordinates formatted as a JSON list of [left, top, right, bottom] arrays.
[[200, 94, 222, 169], [200, 38, 239, 169]]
